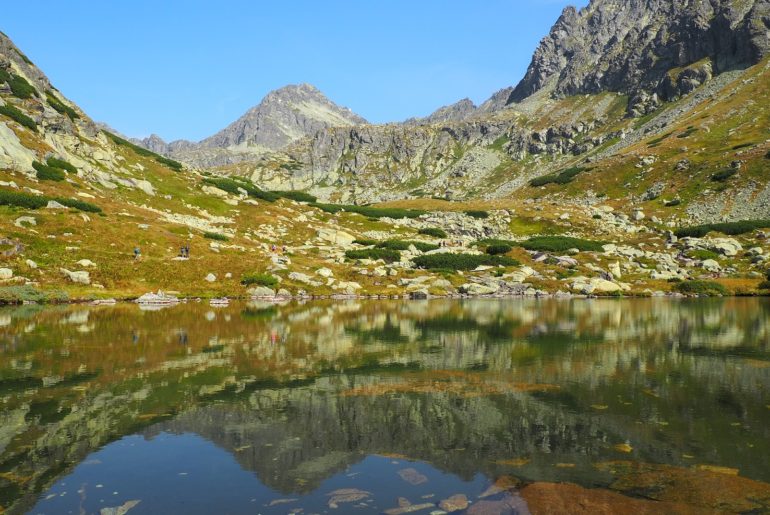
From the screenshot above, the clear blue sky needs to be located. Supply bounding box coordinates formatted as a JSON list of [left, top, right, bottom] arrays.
[[3, 0, 587, 142]]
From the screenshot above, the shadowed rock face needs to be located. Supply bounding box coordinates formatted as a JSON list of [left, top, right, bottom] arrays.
[[507, 0, 770, 103]]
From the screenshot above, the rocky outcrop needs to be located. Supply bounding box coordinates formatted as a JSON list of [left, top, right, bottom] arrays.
[[506, 0, 770, 105], [405, 98, 477, 125]]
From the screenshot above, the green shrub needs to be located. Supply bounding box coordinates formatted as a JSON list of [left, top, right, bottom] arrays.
[[0, 68, 10, 83], [203, 232, 229, 241], [476, 238, 517, 247], [688, 249, 720, 261], [464, 210, 489, 219], [413, 253, 519, 271], [0, 285, 68, 305], [732, 142, 753, 150], [156, 155, 183, 171], [377, 240, 439, 252], [664, 199, 681, 207], [529, 166, 588, 187], [758, 280, 770, 290], [0, 189, 48, 209], [46, 157, 77, 174], [345, 248, 401, 263], [273, 190, 317, 203], [53, 197, 102, 213], [46, 92, 79, 120], [676, 127, 698, 139], [0, 104, 36, 131], [8, 75, 36, 99], [674, 280, 728, 296], [519, 236, 603, 252], [418, 227, 447, 238], [310, 202, 426, 219], [711, 169, 737, 182], [486, 244, 512, 255], [202, 177, 278, 202], [675, 220, 770, 238], [32, 161, 65, 181], [1, 192, 103, 214], [765, 150, 770, 160], [105, 131, 185, 171], [353, 238, 377, 246], [241, 273, 279, 288]]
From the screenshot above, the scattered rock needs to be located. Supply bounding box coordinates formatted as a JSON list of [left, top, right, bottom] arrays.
[[0, 268, 12, 280], [205, 273, 217, 282]]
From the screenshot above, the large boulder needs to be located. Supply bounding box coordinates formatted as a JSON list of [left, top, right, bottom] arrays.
[[316, 228, 356, 247], [247, 286, 276, 298], [60, 268, 90, 285]]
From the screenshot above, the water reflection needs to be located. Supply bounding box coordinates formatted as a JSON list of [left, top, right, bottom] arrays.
[[0, 298, 768, 513]]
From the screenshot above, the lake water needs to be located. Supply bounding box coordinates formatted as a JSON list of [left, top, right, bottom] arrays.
[[1, 298, 769, 514]]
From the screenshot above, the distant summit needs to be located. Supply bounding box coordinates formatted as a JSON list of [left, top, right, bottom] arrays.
[[135, 83, 366, 167]]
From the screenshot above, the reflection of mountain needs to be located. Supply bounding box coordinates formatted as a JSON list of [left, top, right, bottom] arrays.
[[1, 298, 769, 512]]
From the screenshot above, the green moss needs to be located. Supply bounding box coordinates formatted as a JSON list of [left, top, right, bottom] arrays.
[[413, 253, 519, 271], [464, 210, 489, 219], [0, 104, 37, 131]]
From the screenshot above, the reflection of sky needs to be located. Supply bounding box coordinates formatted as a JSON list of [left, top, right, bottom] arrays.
[[33, 433, 490, 515]]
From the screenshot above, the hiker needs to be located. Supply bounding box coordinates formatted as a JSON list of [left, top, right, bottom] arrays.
[[179, 246, 185, 258], [271, 244, 277, 252], [184, 244, 190, 258], [133, 247, 141, 260]]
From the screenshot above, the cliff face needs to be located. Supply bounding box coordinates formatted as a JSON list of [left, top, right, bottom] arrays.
[[507, 0, 770, 104]]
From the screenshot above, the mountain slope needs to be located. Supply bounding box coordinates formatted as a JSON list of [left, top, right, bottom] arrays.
[[234, 0, 770, 206]]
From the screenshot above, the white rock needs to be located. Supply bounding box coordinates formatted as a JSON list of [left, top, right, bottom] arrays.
[[205, 273, 217, 282], [46, 201, 68, 209], [316, 267, 334, 278], [25, 259, 37, 269], [14, 216, 36, 227], [316, 228, 356, 247], [60, 269, 90, 285], [76, 259, 96, 268], [0, 268, 13, 280]]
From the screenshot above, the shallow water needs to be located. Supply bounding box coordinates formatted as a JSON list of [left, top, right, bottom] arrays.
[[1, 298, 769, 514]]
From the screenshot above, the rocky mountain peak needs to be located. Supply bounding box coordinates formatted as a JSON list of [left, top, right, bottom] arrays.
[[506, 0, 770, 107], [199, 83, 367, 152]]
